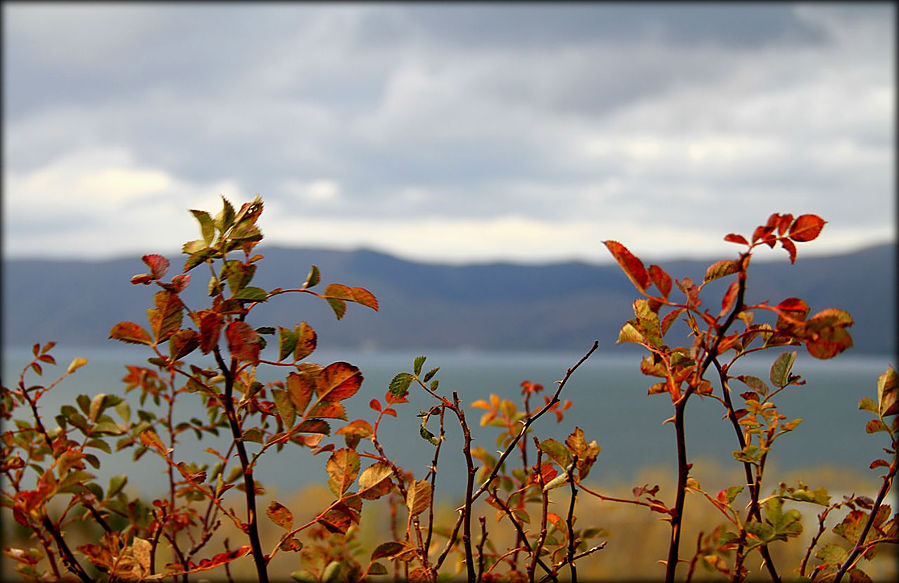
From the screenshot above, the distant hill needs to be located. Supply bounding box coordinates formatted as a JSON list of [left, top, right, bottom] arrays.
[[2, 243, 895, 356]]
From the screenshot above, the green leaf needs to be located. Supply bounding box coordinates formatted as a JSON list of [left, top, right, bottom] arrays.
[[737, 375, 770, 397], [272, 388, 295, 428], [389, 373, 414, 398], [419, 423, 440, 446], [278, 327, 298, 362], [215, 196, 236, 232], [423, 367, 440, 383], [326, 298, 347, 320], [303, 265, 320, 289], [413, 356, 426, 376], [769, 351, 797, 388], [107, 475, 128, 498], [190, 209, 216, 245], [233, 286, 267, 302]]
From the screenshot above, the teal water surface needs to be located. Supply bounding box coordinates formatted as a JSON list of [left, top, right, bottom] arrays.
[[2, 344, 894, 501]]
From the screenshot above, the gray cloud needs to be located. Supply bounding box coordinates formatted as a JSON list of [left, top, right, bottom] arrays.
[[3, 3, 894, 263]]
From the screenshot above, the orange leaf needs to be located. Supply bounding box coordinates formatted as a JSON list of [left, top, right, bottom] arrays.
[[109, 322, 153, 345], [266, 501, 294, 530], [788, 214, 826, 242], [604, 240, 650, 292], [315, 362, 363, 401]]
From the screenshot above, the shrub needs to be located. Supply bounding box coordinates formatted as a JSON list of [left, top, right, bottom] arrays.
[[2, 199, 896, 582]]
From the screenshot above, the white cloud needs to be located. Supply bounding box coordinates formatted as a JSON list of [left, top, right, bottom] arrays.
[[2, 4, 894, 263]]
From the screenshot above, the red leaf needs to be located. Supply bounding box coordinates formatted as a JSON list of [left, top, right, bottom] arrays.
[[130, 274, 155, 285], [225, 321, 261, 364], [720, 280, 740, 318], [776, 213, 794, 235], [788, 214, 826, 242], [724, 233, 749, 245], [648, 265, 672, 298], [190, 546, 251, 573], [369, 399, 382, 412], [780, 238, 798, 263], [109, 322, 153, 345], [171, 274, 191, 293], [142, 254, 170, 279], [197, 311, 224, 353], [350, 286, 379, 311], [604, 240, 650, 292]]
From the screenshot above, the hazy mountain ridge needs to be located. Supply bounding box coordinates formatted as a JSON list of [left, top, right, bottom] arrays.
[[3, 243, 894, 355]]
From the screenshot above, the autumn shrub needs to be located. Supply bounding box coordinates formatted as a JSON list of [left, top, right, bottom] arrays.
[[2, 197, 896, 583]]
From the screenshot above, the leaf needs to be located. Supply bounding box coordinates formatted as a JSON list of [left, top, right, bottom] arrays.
[[704, 259, 740, 283], [413, 356, 427, 376], [232, 286, 267, 302], [371, 541, 410, 561], [358, 461, 394, 500], [294, 322, 317, 360], [316, 362, 363, 401], [197, 311, 224, 353], [389, 372, 414, 398], [190, 209, 216, 245], [406, 479, 432, 517], [769, 352, 797, 388], [67, 357, 88, 374], [303, 265, 321, 289], [788, 214, 826, 242], [272, 389, 295, 428], [326, 297, 346, 320], [648, 264, 672, 298], [147, 291, 184, 343], [225, 321, 262, 364], [724, 233, 749, 245], [109, 322, 153, 345], [539, 438, 572, 469], [267, 501, 294, 530], [605, 240, 650, 292], [737, 375, 769, 397], [278, 327, 298, 362], [168, 329, 199, 361], [142, 254, 170, 280], [617, 322, 644, 344], [877, 366, 899, 417], [326, 448, 360, 496], [287, 371, 315, 414]]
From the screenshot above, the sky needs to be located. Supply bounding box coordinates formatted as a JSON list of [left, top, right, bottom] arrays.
[[3, 3, 895, 265]]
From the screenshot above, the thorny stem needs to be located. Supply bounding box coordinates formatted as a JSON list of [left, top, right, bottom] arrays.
[[833, 457, 898, 582], [565, 457, 579, 583], [214, 346, 269, 583], [713, 357, 782, 582], [454, 391, 478, 583], [42, 515, 93, 583], [666, 255, 749, 583], [489, 486, 556, 579], [433, 341, 598, 574]]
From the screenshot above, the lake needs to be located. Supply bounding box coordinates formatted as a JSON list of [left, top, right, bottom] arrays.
[[2, 344, 894, 501]]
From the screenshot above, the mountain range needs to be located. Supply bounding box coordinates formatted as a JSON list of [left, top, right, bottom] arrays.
[[3, 243, 895, 356]]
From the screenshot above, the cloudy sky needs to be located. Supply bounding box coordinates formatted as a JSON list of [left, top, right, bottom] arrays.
[[3, 3, 895, 265]]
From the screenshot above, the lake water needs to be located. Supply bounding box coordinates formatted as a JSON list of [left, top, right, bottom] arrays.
[[2, 344, 894, 501]]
